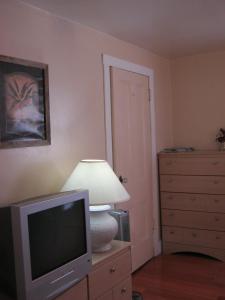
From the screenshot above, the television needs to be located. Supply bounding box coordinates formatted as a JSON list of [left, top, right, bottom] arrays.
[[0, 190, 91, 300]]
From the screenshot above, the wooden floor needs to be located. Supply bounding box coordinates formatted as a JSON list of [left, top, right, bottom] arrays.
[[132, 254, 225, 300]]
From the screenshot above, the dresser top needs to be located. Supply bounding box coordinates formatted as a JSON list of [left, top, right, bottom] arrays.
[[91, 240, 130, 268], [158, 150, 225, 158]]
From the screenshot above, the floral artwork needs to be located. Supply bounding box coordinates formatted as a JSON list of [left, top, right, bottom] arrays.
[[0, 56, 50, 148]]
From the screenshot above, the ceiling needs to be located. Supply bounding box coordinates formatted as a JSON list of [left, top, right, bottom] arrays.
[[21, 0, 225, 58]]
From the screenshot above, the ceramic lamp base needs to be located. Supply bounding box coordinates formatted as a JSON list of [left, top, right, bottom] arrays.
[[90, 205, 118, 253]]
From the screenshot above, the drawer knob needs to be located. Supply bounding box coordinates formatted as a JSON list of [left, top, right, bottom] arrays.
[[214, 199, 220, 203], [215, 217, 220, 222], [121, 288, 127, 294], [212, 161, 219, 165], [119, 176, 128, 184], [216, 236, 221, 240], [213, 180, 219, 185], [170, 231, 175, 235], [167, 196, 173, 200], [110, 267, 116, 273], [192, 233, 197, 238]]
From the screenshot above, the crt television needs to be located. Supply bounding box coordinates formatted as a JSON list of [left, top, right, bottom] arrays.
[[0, 190, 91, 300]]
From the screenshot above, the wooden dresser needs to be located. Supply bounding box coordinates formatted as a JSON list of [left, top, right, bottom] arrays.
[[158, 151, 225, 261], [88, 240, 132, 300]]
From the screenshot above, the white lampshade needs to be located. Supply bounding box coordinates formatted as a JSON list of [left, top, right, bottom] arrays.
[[62, 159, 130, 205]]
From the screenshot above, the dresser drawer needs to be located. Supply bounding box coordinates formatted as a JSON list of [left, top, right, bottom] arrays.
[[113, 277, 132, 300], [162, 209, 225, 231], [163, 226, 225, 249], [160, 175, 225, 194], [161, 192, 225, 213], [89, 250, 131, 299], [159, 157, 225, 175]]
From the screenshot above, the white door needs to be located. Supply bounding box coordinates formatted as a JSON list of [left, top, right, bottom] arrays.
[[110, 67, 154, 271]]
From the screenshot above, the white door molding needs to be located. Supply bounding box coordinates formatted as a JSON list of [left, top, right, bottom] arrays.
[[102, 54, 161, 256]]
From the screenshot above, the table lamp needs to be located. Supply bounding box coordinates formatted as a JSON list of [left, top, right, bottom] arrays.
[[61, 159, 130, 252]]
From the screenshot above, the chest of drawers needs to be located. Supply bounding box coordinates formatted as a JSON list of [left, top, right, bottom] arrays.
[[158, 151, 225, 261], [88, 240, 132, 300]]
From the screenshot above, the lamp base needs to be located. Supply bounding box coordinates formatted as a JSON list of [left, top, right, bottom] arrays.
[[90, 205, 118, 253]]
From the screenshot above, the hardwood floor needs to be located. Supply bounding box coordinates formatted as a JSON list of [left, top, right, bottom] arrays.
[[132, 254, 225, 300]]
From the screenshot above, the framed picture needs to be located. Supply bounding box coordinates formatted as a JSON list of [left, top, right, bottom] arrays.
[[0, 55, 50, 149]]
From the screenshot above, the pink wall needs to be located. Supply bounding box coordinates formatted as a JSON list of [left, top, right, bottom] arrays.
[[172, 51, 225, 150], [0, 0, 173, 204]]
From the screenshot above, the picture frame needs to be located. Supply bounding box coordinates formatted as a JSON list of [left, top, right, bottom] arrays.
[[0, 55, 50, 149]]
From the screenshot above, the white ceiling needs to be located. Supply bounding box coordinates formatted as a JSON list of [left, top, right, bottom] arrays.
[[21, 0, 225, 58]]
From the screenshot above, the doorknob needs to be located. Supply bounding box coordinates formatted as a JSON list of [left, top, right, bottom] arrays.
[[119, 175, 128, 184]]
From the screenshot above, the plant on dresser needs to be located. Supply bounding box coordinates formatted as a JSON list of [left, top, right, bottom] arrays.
[[158, 150, 225, 261]]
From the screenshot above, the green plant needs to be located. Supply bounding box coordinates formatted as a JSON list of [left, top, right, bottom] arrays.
[[216, 128, 225, 143]]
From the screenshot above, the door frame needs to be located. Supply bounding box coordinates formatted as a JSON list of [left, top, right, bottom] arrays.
[[102, 54, 161, 256]]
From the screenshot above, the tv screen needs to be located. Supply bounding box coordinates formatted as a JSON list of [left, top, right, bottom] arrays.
[[28, 199, 87, 280]]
